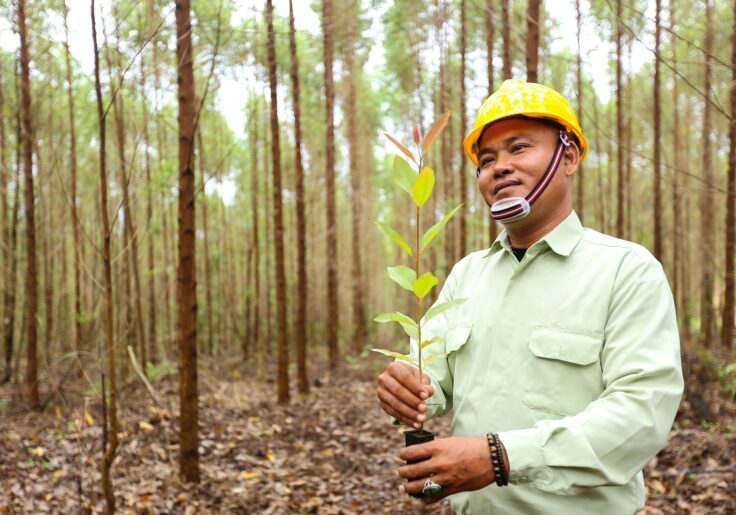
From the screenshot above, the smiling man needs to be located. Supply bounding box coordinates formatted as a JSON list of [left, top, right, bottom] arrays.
[[376, 80, 683, 514]]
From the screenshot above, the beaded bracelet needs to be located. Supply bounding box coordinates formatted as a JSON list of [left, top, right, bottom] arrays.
[[486, 432, 509, 486]]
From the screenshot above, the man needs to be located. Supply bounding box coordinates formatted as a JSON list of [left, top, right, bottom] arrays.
[[376, 80, 683, 514]]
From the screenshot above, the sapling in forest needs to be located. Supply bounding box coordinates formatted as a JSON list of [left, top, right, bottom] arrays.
[[372, 111, 465, 446]]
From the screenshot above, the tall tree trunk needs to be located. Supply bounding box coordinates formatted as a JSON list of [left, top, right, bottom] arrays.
[[701, 0, 715, 347], [615, 0, 624, 238], [670, 1, 685, 336], [458, 0, 467, 258], [653, 0, 663, 261], [502, 0, 511, 79], [288, 0, 309, 393], [722, 0, 736, 351], [346, 0, 366, 357], [248, 103, 260, 366], [63, 0, 84, 374], [196, 128, 213, 355], [486, 0, 497, 245], [575, 0, 584, 222], [175, 0, 200, 483], [92, 1, 119, 510], [526, 0, 540, 83], [18, 0, 39, 410], [265, 0, 290, 404], [323, 0, 339, 369], [143, 0, 157, 363], [0, 51, 7, 381]]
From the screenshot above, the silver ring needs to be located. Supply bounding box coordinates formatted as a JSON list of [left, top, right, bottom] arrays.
[[422, 477, 442, 496]]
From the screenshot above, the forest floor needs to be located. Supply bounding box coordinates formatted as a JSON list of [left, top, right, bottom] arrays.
[[1, 355, 735, 514]]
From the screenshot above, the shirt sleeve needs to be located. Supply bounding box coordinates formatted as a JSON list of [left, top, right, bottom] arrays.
[[498, 253, 684, 494]]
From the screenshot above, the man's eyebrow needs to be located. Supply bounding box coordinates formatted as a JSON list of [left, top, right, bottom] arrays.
[[478, 133, 533, 158]]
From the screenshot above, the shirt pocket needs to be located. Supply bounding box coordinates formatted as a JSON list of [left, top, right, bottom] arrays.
[[522, 326, 604, 416], [445, 325, 473, 401]]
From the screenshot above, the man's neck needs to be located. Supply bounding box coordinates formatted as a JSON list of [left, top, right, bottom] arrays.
[[505, 208, 572, 249]]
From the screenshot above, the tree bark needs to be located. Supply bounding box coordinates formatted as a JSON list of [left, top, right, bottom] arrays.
[[18, 0, 39, 410], [266, 0, 290, 404], [175, 0, 200, 483], [248, 102, 260, 366], [615, 0, 624, 238], [526, 0, 540, 83], [288, 0, 309, 393], [486, 0, 497, 245], [575, 0, 584, 222], [91, 1, 119, 510], [701, 0, 715, 347], [653, 0, 663, 261], [722, 0, 736, 350], [458, 0, 467, 259], [196, 128, 213, 355], [323, 0, 339, 369], [502, 0, 511, 79]]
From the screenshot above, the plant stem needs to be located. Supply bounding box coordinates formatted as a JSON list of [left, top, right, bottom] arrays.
[[416, 152, 423, 432]]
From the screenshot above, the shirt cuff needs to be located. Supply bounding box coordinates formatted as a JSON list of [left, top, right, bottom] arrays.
[[498, 427, 549, 485]]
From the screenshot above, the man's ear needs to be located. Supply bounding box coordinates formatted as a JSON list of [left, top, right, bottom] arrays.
[[563, 142, 580, 178]]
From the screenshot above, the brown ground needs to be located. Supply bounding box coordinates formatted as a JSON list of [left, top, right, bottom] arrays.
[[0, 356, 734, 514]]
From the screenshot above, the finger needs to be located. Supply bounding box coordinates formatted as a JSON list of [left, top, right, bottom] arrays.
[[388, 363, 435, 399], [420, 488, 453, 505], [398, 457, 433, 480], [399, 440, 434, 463], [382, 373, 427, 415], [376, 387, 423, 429]]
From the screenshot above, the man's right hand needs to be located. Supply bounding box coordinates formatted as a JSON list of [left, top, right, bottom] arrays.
[[376, 362, 435, 429]]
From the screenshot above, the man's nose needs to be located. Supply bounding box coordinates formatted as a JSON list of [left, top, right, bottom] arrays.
[[494, 156, 514, 178]]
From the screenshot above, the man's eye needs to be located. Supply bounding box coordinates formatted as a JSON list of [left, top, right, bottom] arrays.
[[480, 156, 495, 167], [511, 144, 527, 152]]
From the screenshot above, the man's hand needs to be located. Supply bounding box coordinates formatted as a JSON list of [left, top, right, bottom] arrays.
[[376, 362, 435, 429], [397, 436, 495, 505]]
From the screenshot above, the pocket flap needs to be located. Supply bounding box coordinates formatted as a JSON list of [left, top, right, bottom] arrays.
[[528, 327, 602, 365], [445, 325, 472, 353]]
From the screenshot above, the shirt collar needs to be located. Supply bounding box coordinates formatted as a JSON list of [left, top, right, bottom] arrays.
[[487, 210, 584, 258]]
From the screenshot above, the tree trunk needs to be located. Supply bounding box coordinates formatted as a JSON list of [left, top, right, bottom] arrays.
[[18, 0, 39, 410], [486, 0, 497, 245], [91, 1, 119, 510], [526, 0, 540, 83], [722, 0, 736, 351], [575, 0, 584, 222], [196, 128, 213, 355], [248, 102, 260, 366], [701, 0, 715, 347], [502, 0, 511, 79], [653, 0, 662, 261], [265, 0, 290, 404], [288, 0, 309, 393], [459, 0, 467, 257], [615, 0, 624, 238], [323, 0, 339, 369], [175, 0, 200, 483]]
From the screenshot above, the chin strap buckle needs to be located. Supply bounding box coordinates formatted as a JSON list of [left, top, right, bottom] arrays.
[[559, 131, 571, 148]]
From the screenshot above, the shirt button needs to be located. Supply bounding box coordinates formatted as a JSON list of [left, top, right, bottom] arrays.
[[520, 476, 529, 483]]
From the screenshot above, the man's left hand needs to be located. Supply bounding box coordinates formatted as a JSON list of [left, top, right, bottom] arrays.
[[397, 436, 494, 505]]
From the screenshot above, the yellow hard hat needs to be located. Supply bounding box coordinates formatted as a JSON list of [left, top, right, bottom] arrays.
[[463, 79, 588, 166]]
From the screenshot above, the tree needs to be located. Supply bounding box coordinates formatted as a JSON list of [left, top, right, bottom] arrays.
[[526, 0, 540, 83], [502, 0, 511, 79], [575, 0, 584, 223], [722, 0, 736, 351], [265, 0, 289, 404], [288, 0, 309, 393], [18, 0, 39, 410], [175, 0, 200, 483], [323, 0, 339, 369], [701, 0, 715, 346], [458, 0, 467, 258], [486, 0, 497, 245], [653, 0, 662, 261], [615, 0, 624, 238]]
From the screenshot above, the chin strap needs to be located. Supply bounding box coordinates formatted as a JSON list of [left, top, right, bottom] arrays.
[[479, 131, 570, 223]]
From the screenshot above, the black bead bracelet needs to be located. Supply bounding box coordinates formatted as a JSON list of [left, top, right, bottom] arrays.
[[486, 432, 509, 487]]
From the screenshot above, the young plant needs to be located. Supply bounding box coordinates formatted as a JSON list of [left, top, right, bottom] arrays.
[[372, 111, 465, 426]]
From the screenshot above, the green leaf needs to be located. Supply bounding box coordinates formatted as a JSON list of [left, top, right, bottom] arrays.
[[388, 265, 416, 292], [422, 354, 447, 366], [424, 299, 466, 324], [419, 336, 444, 349], [376, 220, 413, 257], [422, 111, 451, 153], [412, 167, 435, 208], [384, 132, 417, 165], [400, 323, 419, 342], [371, 349, 415, 363], [413, 272, 438, 299], [420, 204, 463, 251], [392, 155, 417, 195], [374, 311, 417, 327]]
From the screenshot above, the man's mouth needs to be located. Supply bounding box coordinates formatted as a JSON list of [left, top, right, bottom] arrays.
[[494, 180, 521, 195]]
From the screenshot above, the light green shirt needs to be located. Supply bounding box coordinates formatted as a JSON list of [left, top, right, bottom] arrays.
[[414, 210, 683, 515]]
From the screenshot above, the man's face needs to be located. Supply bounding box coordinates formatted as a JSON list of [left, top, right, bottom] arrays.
[[476, 117, 577, 223]]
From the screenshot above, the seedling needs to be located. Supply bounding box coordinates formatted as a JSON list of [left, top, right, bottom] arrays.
[[372, 111, 465, 435]]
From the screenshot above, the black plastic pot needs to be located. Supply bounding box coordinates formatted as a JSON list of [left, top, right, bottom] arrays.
[[404, 429, 436, 498]]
